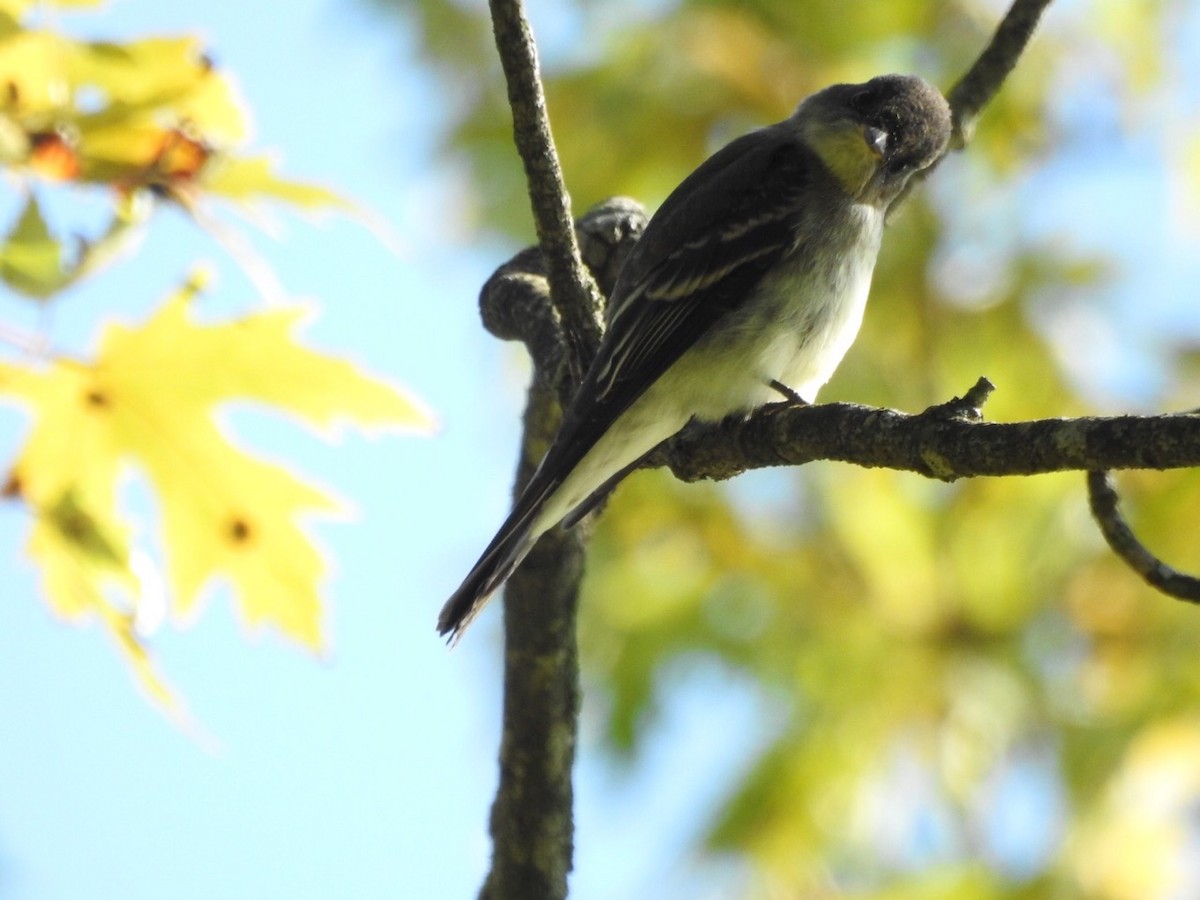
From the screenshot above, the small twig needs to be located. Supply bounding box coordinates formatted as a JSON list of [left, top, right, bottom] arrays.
[[921, 376, 995, 421], [0, 320, 51, 357], [1086, 471, 1200, 603]]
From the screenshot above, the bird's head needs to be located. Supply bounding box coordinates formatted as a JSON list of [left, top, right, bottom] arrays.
[[796, 74, 951, 206]]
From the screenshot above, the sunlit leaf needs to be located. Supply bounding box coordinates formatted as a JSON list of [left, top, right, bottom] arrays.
[[0, 193, 68, 297], [0, 29, 73, 118], [0, 190, 149, 299], [203, 154, 352, 211], [0, 279, 434, 653], [71, 37, 247, 142]]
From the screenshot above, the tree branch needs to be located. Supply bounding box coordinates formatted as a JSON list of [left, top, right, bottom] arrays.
[[946, 0, 1055, 148], [476, 199, 646, 900], [486, 0, 602, 384], [482, 2, 639, 895], [482, 3, 590, 895], [892, 0, 1055, 213], [656, 384, 1200, 484], [1086, 471, 1200, 602]]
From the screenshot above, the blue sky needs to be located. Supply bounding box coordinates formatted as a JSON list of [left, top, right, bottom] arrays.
[[0, 2, 761, 898], [0, 1, 519, 898], [2, 1, 1199, 898]]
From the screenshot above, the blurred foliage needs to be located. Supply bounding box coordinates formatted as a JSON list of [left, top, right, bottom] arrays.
[[383, 0, 1200, 896], [0, 0, 431, 718]]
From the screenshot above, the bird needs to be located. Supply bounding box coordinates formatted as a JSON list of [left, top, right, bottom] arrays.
[[439, 73, 952, 641]]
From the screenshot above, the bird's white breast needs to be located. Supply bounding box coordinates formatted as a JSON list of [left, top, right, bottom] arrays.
[[764, 204, 882, 400], [668, 201, 884, 417]]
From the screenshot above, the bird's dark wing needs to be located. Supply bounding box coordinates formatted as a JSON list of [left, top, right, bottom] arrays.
[[487, 127, 821, 552], [559, 123, 818, 454], [438, 124, 819, 639]]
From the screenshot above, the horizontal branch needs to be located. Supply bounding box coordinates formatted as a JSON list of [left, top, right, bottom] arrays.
[[485, 211, 1200, 490], [657, 385, 1200, 484]]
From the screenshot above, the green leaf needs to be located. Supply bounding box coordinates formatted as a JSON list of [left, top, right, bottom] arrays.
[[0, 193, 68, 299], [203, 155, 352, 211]]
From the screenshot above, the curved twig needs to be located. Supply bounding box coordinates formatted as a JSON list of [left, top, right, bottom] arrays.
[[1086, 471, 1200, 603]]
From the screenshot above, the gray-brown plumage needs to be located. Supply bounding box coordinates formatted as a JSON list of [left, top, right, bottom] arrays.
[[440, 74, 951, 641]]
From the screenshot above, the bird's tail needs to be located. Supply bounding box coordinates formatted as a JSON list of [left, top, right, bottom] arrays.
[[439, 418, 599, 641], [437, 505, 541, 643]]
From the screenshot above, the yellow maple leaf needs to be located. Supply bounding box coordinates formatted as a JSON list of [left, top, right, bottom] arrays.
[[0, 193, 68, 298], [202, 154, 355, 211], [1, 278, 433, 661], [0, 356, 186, 711], [0, 0, 103, 15], [74, 37, 246, 142]]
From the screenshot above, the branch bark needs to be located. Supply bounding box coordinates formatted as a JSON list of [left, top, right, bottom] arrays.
[[476, 196, 644, 900], [946, 0, 1055, 147], [657, 385, 1200, 484], [893, 0, 1054, 211], [481, 2, 602, 896], [1087, 471, 1200, 602], [487, 0, 602, 385]]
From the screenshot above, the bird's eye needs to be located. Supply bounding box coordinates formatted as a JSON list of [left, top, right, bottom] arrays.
[[850, 89, 873, 112]]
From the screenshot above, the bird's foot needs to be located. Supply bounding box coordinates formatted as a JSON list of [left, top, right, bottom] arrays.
[[768, 379, 810, 406]]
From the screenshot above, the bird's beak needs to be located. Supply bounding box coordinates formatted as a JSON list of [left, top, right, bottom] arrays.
[[863, 125, 888, 159]]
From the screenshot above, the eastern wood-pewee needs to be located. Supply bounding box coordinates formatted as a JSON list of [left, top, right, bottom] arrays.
[[440, 74, 952, 640]]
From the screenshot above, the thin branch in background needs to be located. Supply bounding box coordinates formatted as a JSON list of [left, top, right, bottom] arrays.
[[891, 0, 1055, 215], [1086, 471, 1200, 603], [486, 0, 602, 384], [946, 0, 1055, 147], [0, 321, 52, 357]]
